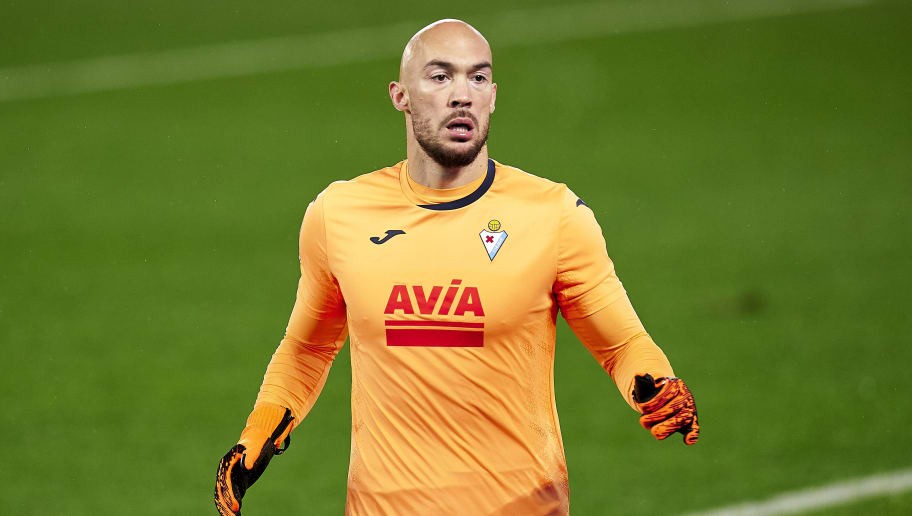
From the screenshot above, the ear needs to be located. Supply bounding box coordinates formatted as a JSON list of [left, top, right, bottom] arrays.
[[389, 81, 409, 112], [490, 82, 497, 114]]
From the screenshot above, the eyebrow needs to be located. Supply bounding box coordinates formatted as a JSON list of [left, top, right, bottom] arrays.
[[424, 60, 492, 71]]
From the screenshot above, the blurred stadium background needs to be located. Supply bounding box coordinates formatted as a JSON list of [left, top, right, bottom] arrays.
[[1, 0, 910, 513]]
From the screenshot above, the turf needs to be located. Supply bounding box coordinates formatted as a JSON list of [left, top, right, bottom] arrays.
[[1, 1, 910, 514]]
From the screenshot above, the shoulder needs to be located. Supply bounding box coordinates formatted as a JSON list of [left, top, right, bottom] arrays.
[[313, 161, 403, 206], [320, 160, 403, 197], [493, 160, 580, 207]]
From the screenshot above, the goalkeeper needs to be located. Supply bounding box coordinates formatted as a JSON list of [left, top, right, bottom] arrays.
[[215, 18, 698, 515]]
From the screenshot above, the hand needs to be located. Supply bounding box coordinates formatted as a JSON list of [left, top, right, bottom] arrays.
[[633, 374, 699, 445], [214, 407, 294, 515]]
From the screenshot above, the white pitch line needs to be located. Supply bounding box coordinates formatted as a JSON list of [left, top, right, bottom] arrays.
[[0, 0, 874, 103], [688, 467, 912, 515]]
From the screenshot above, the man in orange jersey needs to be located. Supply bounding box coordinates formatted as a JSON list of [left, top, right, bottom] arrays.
[[215, 19, 699, 516]]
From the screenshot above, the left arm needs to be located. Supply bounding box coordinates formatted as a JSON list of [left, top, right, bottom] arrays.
[[563, 299, 672, 411], [553, 187, 699, 444]]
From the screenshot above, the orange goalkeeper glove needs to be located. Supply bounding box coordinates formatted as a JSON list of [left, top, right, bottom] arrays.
[[214, 405, 295, 515], [633, 374, 699, 445]]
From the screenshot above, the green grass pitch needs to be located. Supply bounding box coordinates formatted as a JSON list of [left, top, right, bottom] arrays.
[[1, 1, 910, 514]]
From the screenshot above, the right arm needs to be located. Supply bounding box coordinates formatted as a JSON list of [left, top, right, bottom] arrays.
[[254, 192, 348, 424], [215, 193, 347, 515]]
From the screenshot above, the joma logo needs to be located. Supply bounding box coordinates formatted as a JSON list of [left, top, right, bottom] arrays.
[[384, 279, 485, 316]]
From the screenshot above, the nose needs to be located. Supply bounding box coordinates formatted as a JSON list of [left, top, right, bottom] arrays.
[[448, 77, 471, 108]]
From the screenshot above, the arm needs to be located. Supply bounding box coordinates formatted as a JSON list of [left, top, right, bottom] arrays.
[[215, 193, 348, 515], [553, 187, 698, 444], [566, 303, 699, 445], [254, 192, 348, 423], [564, 299, 672, 411]]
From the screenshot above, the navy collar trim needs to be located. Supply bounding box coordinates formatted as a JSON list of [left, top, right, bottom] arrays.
[[417, 159, 495, 211]]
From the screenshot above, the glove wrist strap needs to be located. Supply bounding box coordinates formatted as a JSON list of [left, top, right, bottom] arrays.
[[241, 404, 294, 450]]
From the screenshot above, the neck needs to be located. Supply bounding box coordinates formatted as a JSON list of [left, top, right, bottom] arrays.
[[406, 142, 489, 190]]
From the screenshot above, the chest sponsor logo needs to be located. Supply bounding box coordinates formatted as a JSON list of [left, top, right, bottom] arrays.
[[480, 219, 508, 261], [383, 279, 484, 347]]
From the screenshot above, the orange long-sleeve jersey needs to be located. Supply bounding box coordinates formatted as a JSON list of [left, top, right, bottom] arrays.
[[253, 159, 674, 515]]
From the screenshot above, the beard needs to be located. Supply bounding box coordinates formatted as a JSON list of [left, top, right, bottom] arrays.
[[411, 111, 489, 168]]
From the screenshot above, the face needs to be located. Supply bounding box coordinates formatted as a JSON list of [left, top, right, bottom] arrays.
[[391, 22, 497, 168]]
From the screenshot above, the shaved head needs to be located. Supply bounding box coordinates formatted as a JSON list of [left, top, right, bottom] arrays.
[[399, 19, 491, 81]]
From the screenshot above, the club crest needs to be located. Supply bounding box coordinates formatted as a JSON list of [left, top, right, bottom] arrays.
[[479, 219, 508, 261]]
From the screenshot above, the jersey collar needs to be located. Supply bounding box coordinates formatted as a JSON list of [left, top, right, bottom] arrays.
[[400, 159, 496, 211]]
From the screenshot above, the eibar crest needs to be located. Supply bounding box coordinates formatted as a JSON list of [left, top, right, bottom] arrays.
[[479, 219, 508, 261]]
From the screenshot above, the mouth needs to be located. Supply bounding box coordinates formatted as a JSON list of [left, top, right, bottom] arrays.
[[444, 117, 476, 142]]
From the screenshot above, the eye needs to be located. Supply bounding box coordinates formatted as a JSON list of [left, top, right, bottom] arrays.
[[472, 74, 488, 83], [431, 73, 449, 83]]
